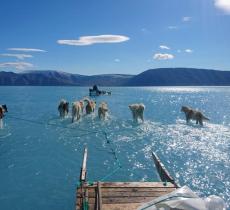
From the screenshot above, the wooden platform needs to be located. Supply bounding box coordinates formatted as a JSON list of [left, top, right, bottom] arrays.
[[76, 181, 176, 210], [76, 148, 179, 210]]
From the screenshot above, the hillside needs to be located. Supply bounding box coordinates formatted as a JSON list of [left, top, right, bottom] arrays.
[[0, 70, 133, 86], [0, 68, 230, 86], [126, 68, 230, 86]]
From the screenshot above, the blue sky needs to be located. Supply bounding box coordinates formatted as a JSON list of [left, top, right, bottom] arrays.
[[0, 0, 230, 75]]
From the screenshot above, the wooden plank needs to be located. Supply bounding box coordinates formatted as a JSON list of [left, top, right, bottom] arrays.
[[85, 188, 89, 209], [76, 187, 84, 210], [97, 182, 102, 210], [87, 196, 158, 204], [86, 182, 175, 188], [80, 147, 88, 182], [151, 152, 179, 188], [103, 203, 141, 210], [82, 190, 174, 198], [77, 187, 175, 195], [101, 187, 174, 192]]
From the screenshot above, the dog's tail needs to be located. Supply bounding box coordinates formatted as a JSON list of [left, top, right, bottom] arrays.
[[202, 115, 210, 121]]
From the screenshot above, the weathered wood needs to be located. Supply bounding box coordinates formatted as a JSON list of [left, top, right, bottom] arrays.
[[151, 152, 179, 188], [80, 147, 88, 182], [102, 203, 141, 210], [76, 182, 176, 209], [96, 182, 102, 210], [84, 190, 174, 198], [85, 188, 89, 207], [79, 187, 173, 193], [101, 187, 173, 192], [76, 186, 84, 210], [87, 182, 175, 188], [76, 148, 180, 210], [87, 196, 159, 204]]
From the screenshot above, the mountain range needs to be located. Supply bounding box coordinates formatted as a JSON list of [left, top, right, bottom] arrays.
[[0, 68, 230, 86]]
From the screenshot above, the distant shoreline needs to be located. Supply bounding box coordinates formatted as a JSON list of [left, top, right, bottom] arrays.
[[1, 68, 230, 86]]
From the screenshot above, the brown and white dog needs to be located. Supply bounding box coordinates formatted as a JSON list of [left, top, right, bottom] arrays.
[[58, 99, 69, 118], [72, 101, 83, 122], [98, 102, 108, 120], [181, 106, 209, 126], [79, 100, 84, 114], [129, 103, 145, 122], [84, 98, 96, 114], [0, 104, 8, 119]]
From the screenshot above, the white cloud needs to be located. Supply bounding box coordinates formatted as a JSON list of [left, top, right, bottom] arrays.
[[153, 53, 174, 60], [0, 53, 33, 60], [159, 45, 170, 50], [57, 35, 130, 46], [185, 49, 193, 53], [114, 58, 120, 62], [0, 62, 34, 70], [7, 48, 46, 52], [168, 26, 178, 30], [215, 0, 230, 14], [182, 16, 192, 22]]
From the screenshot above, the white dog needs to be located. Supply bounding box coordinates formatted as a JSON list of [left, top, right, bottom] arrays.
[[72, 101, 82, 122], [129, 103, 145, 122], [98, 102, 108, 120], [58, 99, 69, 118]]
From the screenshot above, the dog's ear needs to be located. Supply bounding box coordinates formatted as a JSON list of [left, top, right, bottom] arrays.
[[3, 104, 8, 112]]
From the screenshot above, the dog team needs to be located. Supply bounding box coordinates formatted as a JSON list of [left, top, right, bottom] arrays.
[[58, 98, 108, 122], [0, 102, 209, 126], [58, 98, 209, 125]]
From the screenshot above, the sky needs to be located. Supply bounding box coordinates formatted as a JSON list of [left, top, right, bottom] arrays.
[[0, 0, 230, 75]]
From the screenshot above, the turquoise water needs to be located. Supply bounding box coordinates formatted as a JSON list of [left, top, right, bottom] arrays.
[[0, 86, 229, 209]]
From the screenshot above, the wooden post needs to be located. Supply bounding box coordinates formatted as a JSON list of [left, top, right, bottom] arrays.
[[78, 147, 88, 210], [97, 182, 102, 210], [151, 152, 179, 188], [80, 147, 88, 183]]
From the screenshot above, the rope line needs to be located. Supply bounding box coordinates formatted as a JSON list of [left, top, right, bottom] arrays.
[[100, 165, 122, 182], [5, 114, 153, 183], [5, 114, 123, 181], [6, 114, 95, 133]]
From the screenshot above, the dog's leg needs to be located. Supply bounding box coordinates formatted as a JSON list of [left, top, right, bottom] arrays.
[[72, 109, 76, 123], [199, 119, 203, 126], [140, 113, 144, 122], [185, 114, 190, 123], [134, 113, 138, 123], [0, 119, 3, 129], [132, 112, 136, 121]]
